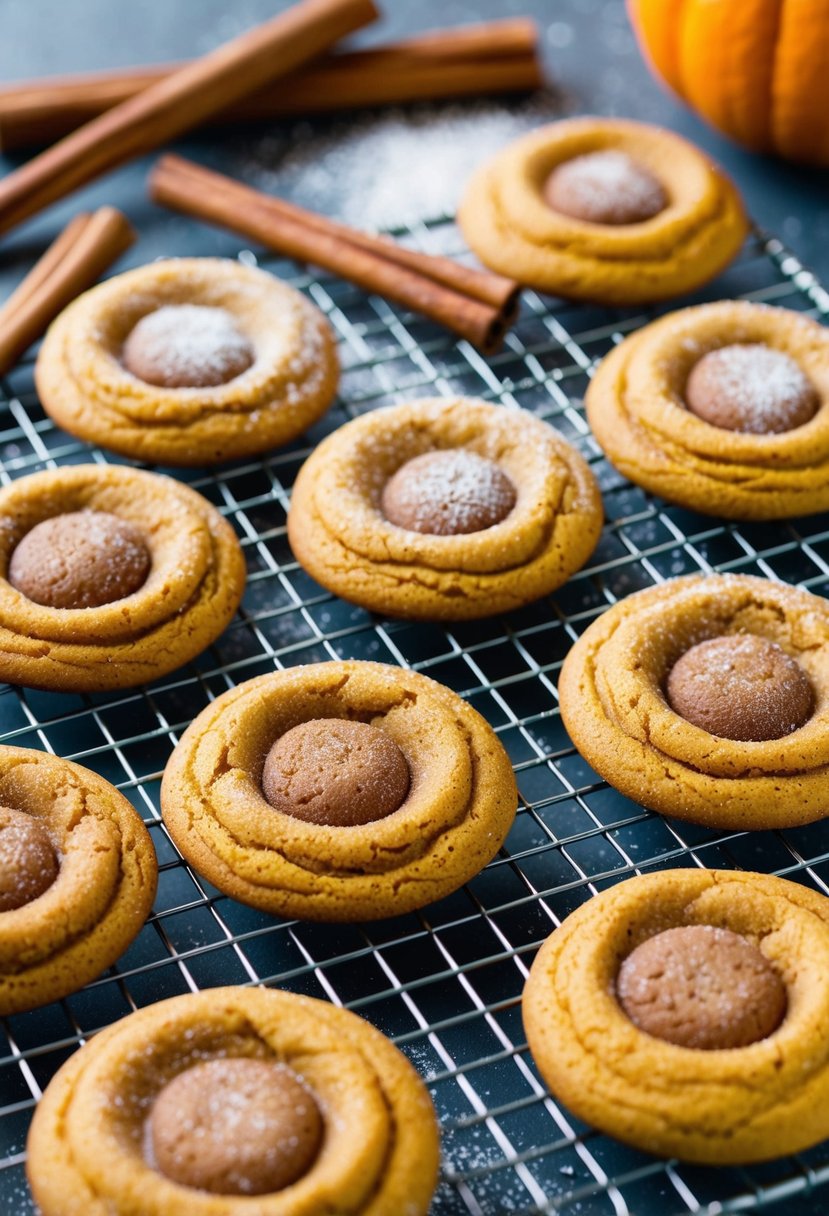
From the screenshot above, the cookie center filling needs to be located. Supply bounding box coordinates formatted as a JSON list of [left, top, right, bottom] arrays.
[[122, 304, 255, 388], [262, 718, 411, 826], [542, 150, 667, 225], [616, 924, 787, 1050], [0, 807, 59, 912], [684, 343, 818, 434], [381, 449, 517, 536], [665, 633, 813, 742], [8, 510, 151, 609], [148, 1058, 323, 1195]]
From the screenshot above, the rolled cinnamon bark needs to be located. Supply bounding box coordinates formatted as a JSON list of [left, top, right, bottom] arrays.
[[0, 0, 378, 238], [0, 21, 542, 150], [149, 155, 520, 353], [0, 207, 135, 375]]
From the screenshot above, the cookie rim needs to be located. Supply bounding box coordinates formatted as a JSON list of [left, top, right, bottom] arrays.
[[287, 396, 603, 621], [458, 116, 748, 305], [558, 572, 829, 829], [26, 985, 440, 1216], [523, 868, 829, 1163], [0, 744, 157, 1015], [34, 256, 339, 466], [586, 299, 829, 520], [160, 659, 518, 921], [0, 463, 246, 692]]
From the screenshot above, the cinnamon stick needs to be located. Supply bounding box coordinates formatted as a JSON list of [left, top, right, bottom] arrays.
[[0, 20, 542, 150], [0, 207, 135, 376], [0, 0, 378, 239], [149, 155, 519, 353]]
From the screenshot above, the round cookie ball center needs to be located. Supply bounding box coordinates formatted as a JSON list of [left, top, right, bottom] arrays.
[[617, 924, 786, 1050], [0, 806, 59, 912], [684, 343, 818, 434], [262, 718, 411, 827], [542, 150, 667, 225], [122, 304, 255, 389], [381, 449, 517, 536], [666, 633, 813, 742], [149, 1057, 323, 1195], [8, 510, 151, 610]]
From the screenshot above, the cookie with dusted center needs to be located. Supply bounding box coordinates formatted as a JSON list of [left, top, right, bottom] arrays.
[[35, 257, 338, 466], [0, 745, 156, 1015], [586, 300, 829, 519], [27, 986, 439, 1216], [523, 869, 829, 1163], [458, 117, 747, 305], [0, 464, 245, 692], [160, 660, 517, 921], [558, 572, 829, 830], [287, 396, 602, 620]]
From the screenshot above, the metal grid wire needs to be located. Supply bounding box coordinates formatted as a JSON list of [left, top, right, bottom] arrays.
[[2, 215, 829, 1216]]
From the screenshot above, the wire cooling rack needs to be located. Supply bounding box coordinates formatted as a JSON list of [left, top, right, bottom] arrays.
[[1, 217, 829, 1216]]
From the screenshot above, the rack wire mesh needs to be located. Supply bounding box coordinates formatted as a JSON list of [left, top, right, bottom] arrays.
[[1, 217, 829, 1216]]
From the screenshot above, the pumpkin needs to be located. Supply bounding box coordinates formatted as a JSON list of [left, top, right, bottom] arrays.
[[627, 0, 829, 165]]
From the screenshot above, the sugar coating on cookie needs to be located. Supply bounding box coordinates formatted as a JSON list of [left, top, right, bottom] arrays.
[[149, 1057, 323, 1195], [666, 634, 813, 742], [262, 718, 411, 826], [617, 924, 787, 1050], [8, 510, 151, 610], [543, 150, 667, 226], [684, 344, 818, 434], [0, 807, 59, 912], [381, 449, 517, 535], [122, 304, 255, 388]]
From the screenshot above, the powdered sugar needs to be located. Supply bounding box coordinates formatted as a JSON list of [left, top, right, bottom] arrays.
[[381, 449, 517, 535], [685, 343, 818, 434], [123, 304, 255, 389], [544, 149, 666, 225]]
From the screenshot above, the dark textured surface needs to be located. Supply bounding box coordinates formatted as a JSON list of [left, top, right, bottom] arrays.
[[0, 0, 827, 283]]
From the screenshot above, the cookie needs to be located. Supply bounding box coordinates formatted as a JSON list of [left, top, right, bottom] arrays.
[[558, 573, 829, 830], [27, 985, 439, 1216], [35, 257, 339, 466], [160, 660, 517, 921], [0, 744, 157, 1015], [0, 464, 246, 692], [523, 868, 829, 1163], [458, 117, 747, 305], [287, 397, 602, 620], [586, 300, 829, 519]]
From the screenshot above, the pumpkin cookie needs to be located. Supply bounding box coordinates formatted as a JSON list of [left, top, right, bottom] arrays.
[[287, 397, 602, 621], [558, 573, 829, 830], [586, 300, 829, 519], [160, 660, 517, 921], [0, 464, 245, 692], [35, 257, 338, 466], [27, 985, 439, 1216], [0, 744, 156, 1015], [523, 868, 829, 1163], [458, 117, 747, 305]]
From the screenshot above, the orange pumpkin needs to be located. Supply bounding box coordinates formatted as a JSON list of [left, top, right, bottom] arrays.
[[627, 0, 829, 165]]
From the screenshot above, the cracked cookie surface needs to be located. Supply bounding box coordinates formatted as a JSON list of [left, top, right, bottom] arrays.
[[523, 868, 829, 1163], [35, 257, 338, 466], [558, 573, 829, 829], [0, 744, 157, 1015], [0, 464, 246, 692], [160, 660, 517, 921], [287, 397, 602, 621], [459, 117, 747, 305], [586, 300, 829, 519], [27, 985, 439, 1216]]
